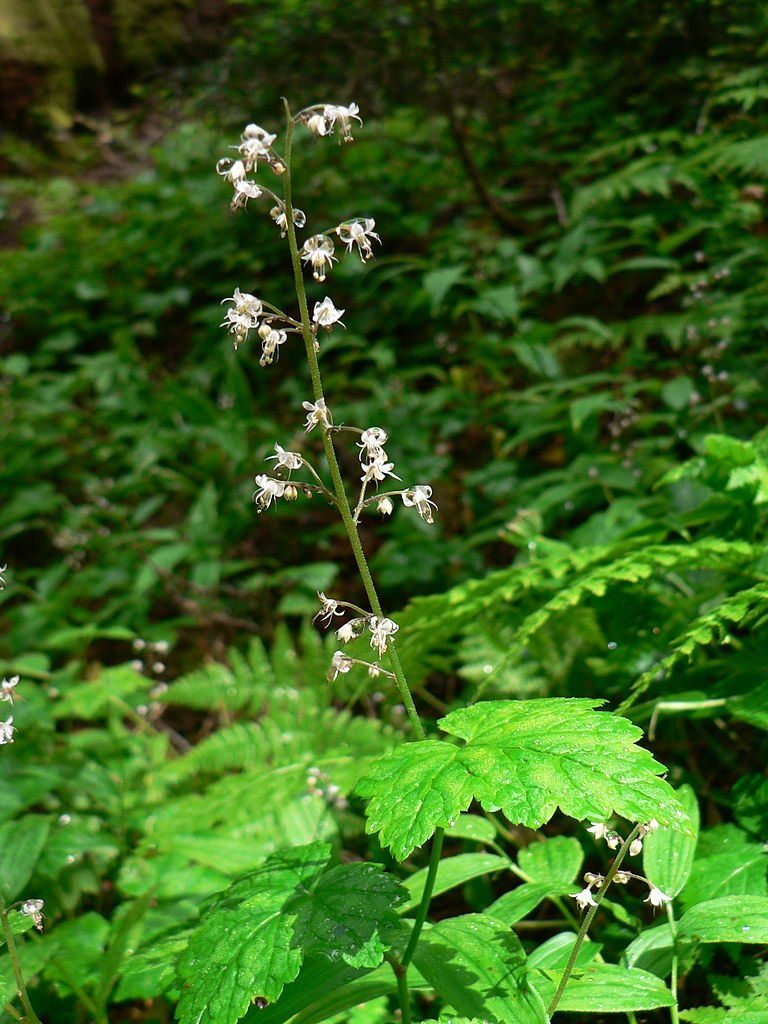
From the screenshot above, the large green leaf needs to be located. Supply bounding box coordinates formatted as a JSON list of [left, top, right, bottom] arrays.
[[518, 836, 584, 886], [532, 964, 675, 1012], [0, 815, 50, 901], [357, 699, 689, 860], [678, 896, 768, 944], [486, 882, 572, 926], [680, 825, 767, 910], [643, 784, 699, 898], [414, 915, 548, 1024], [294, 861, 405, 969], [175, 844, 405, 1024]]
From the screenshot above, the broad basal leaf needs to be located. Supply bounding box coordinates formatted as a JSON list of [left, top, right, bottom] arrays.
[[413, 914, 549, 1024], [176, 843, 331, 1024], [175, 844, 405, 1024], [357, 699, 689, 861], [518, 835, 584, 886], [643, 784, 699, 898], [532, 964, 675, 1012], [293, 862, 405, 969], [678, 896, 768, 945]]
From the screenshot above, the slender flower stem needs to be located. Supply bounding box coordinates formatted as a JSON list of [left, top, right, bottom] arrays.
[[0, 901, 42, 1024], [402, 827, 444, 967], [666, 902, 680, 1024], [281, 99, 424, 740], [548, 824, 644, 1016]]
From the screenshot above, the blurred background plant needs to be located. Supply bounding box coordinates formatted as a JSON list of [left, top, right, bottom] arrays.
[[1, 1, 768, 1021]]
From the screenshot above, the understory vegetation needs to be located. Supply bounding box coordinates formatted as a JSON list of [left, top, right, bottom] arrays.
[[1, 2, 767, 1022]]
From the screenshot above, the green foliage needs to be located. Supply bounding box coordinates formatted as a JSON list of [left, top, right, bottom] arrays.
[[357, 699, 689, 860], [2, 1, 768, 1021], [176, 843, 404, 1024]]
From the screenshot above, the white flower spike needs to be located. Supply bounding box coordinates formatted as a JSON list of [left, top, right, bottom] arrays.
[[587, 822, 610, 841]]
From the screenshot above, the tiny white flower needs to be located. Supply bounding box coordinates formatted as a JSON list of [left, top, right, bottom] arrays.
[[606, 832, 621, 850], [301, 235, 337, 282], [324, 103, 363, 142], [336, 620, 364, 643], [268, 444, 303, 471], [629, 837, 644, 857], [20, 899, 45, 931], [0, 716, 15, 745], [0, 676, 20, 705], [361, 452, 401, 484], [587, 822, 610, 840], [314, 592, 344, 626], [328, 650, 354, 681], [313, 297, 345, 329], [303, 398, 332, 433], [377, 496, 394, 515], [336, 218, 381, 261], [305, 113, 329, 137], [402, 485, 438, 524], [571, 886, 598, 911], [231, 179, 263, 210], [221, 288, 262, 347], [259, 327, 288, 367], [368, 663, 382, 678], [270, 204, 306, 237], [645, 886, 671, 909], [0, 564, 7, 590], [647, 819, 661, 832], [216, 158, 246, 183], [368, 616, 399, 657], [614, 871, 631, 885], [358, 427, 389, 463], [253, 474, 286, 511], [237, 124, 277, 170]]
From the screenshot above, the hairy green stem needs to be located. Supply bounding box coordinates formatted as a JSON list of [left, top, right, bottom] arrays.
[[281, 100, 424, 740], [548, 824, 643, 1016], [0, 901, 42, 1024], [666, 902, 680, 1024]]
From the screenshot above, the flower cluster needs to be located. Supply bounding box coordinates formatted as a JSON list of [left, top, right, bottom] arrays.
[[216, 123, 284, 210], [1, 675, 20, 745], [588, 818, 659, 858], [358, 427, 399, 485], [299, 103, 363, 142], [572, 820, 670, 914]]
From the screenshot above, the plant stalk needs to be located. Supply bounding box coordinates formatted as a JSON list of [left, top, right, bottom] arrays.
[[548, 824, 643, 1016], [666, 902, 680, 1024], [0, 901, 43, 1024], [402, 826, 444, 967], [281, 100, 424, 740]]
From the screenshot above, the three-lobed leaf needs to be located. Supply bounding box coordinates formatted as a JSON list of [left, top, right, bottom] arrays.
[[357, 699, 689, 861]]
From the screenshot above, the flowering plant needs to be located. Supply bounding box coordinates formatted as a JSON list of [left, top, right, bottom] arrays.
[[167, 101, 697, 1024]]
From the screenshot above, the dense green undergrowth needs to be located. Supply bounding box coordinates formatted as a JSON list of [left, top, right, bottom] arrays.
[[1, 2, 768, 1022]]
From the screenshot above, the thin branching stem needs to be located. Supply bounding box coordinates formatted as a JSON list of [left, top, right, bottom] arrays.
[[281, 99, 424, 741], [548, 824, 644, 1016], [0, 900, 42, 1024], [666, 902, 680, 1024], [402, 826, 444, 967]]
